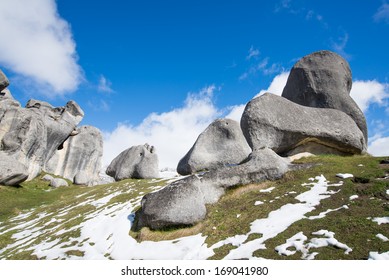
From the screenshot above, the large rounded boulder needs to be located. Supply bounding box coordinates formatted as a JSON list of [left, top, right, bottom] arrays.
[[281, 50, 367, 143], [241, 93, 366, 156], [106, 143, 159, 181], [177, 118, 251, 175]]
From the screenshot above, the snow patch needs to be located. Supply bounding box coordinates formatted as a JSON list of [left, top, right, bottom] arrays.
[[307, 205, 349, 220], [336, 173, 353, 179], [254, 201, 264, 206], [260, 186, 275, 193], [372, 217, 389, 225], [376, 234, 389, 242], [349, 195, 359, 200], [369, 251, 389, 260]]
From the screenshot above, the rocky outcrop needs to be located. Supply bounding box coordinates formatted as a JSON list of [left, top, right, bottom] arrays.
[[0, 152, 29, 186], [135, 148, 289, 230], [45, 126, 103, 185], [50, 178, 69, 188], [106, 143, 159, 181], [241, 93, 366, 156], [177, 118, 251, 175], [0, 69, 102, 185], [281, 50, 367, 143], [0, 70, 9, 92], [26, 99, 84, 164]]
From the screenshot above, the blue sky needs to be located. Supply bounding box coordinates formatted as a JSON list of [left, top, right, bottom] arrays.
[[0, 0, 389, 168]]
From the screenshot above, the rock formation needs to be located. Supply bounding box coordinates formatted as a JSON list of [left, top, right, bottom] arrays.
[[177, 118, 251, 175], [136, 148, 289, 230], [106, 143, 159, 181], [135, 50, 370, 231], [281, 50, 367, 144], [0, 69, 103, 186], [45, 126, 103, 185], [241, 93, 366, 156]]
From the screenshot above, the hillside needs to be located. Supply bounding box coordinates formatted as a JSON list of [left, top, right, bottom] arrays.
[[0, 155, 388, 260]]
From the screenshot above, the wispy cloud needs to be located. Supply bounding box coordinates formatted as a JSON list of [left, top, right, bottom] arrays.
[[0, 0, 82, 96], [88, 99, 110, 112], [374, 2, 389, 23], [331, 32, 351, 59], [98, 75, 114, 93], [240, 57, 282, 80], [246, 46, 260, 60]]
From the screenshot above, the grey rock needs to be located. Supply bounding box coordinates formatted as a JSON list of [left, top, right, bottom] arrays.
[[42, 174, 54, 182], [26, 99, 84, 164], [0, 152, 28, 186], [177, 118, 251, 175], [281, 50, 367, 143], [0, 69, 9, 92], [50, 178, 68, 188], [136, 148, 289, 230], [241, 93, 366, 155], [45, 126, 103, 185], [136, 176, 207, 230], [106, 143, 159, 180], [0, 104, 47, 179]]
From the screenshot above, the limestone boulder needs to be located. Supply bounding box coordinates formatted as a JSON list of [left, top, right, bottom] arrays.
[[0, 152, 29, 186], [135, 148, 289, 230], [45, 125, 103, 185], [281, 50, 367, 143], [26, 99, 84, 163], [106, 143, 159, 180], [241, 93, 366, 155], [177, 118, 251, 175], [50, 178, 68, 188]]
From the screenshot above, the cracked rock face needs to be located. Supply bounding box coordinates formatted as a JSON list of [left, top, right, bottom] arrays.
[[45, 125, 103, 185], [106, 143, 159, 181], [281, 50, 367, 144], [177, 118, 251, 175]]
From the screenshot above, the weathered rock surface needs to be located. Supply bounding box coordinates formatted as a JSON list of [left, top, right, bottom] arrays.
[[177, 118, 251, 175], [106, 143, 159, 181], [0, 152, 28, 186], [281, 50, 367, 143], [42, 174, 54, 182], [0, 69, 9, 92], [241, 93, 366, 155], [136, 148, 289, 230], [45, 126, 103, 185], [50, 178, 69, 188], [26, 99, 84, 164]]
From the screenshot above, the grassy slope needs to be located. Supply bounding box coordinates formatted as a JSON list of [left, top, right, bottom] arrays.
[[0, 155, 388, 260]]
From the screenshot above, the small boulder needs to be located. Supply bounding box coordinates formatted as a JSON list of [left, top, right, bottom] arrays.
[[50, 178, 68, 188], [177, 118, 251, 175], [106, 143, 159, 181], [281, 50, 367, 143], [74, 171, 90, 185], [0, 152, 28, 186], [241, 93, 366, 155], [42, 174, 54, 182]]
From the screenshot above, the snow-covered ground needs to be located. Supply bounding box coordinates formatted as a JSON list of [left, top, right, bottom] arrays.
[[0, 174, 388, 260]]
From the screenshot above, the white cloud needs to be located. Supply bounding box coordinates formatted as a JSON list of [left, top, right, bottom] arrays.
[[368, 136, 389, 156], [246, 46, 260, 60], [240, 58, 282, 80], [102, 86, 221, 170], [98, 75, 114, 93], [374, 2, 389, 23], [225, 104, 246, 122], [0, 0, 82, 95], [256, 71, 289, 97], [350, 80, 389, 112]]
